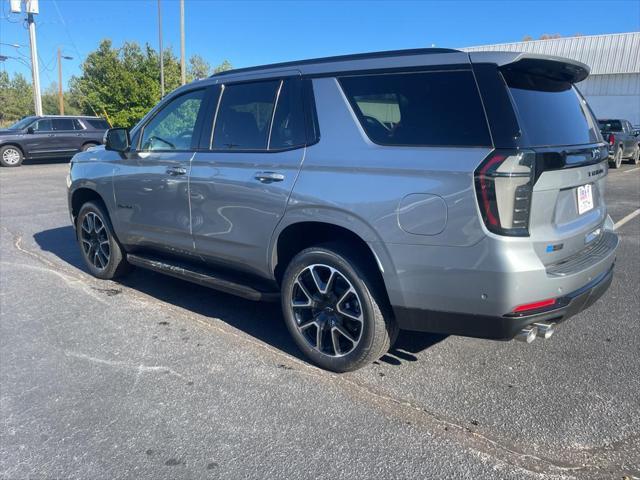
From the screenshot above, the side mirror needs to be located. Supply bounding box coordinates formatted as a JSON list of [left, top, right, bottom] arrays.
[[26, 127, 34, 134], [104, 128, 130, 152]]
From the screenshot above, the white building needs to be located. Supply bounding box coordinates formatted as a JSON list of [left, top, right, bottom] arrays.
[[463, 32, 640, 125]]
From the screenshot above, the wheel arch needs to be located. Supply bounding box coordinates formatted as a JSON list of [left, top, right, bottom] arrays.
[[270, 216, 400, 307], [70, 187, 108, 225], [1, 142, 26, 158]]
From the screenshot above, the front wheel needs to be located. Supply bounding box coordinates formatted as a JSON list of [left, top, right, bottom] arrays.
[[0, 145, 24, 167], [76, 202, 130, 279], [281, 245, 397, 372]]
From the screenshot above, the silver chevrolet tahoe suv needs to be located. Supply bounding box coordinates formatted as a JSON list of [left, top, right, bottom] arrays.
[[68, 48, 618, 372]]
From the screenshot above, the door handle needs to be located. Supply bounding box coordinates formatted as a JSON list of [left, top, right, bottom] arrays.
[[254, 171, 285, 183], [166, 166, 187, 176]]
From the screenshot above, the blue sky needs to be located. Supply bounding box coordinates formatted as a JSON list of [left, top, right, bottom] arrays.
[[1, 0, 639, 90]]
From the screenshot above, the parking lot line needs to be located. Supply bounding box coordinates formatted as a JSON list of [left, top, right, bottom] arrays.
[[614, 208, 640, 230], [623, 166, 640, 174]]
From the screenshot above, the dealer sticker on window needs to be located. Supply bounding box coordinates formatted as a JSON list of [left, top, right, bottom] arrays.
[[577, 184, 594, 215]]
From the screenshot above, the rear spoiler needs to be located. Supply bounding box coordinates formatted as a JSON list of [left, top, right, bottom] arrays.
[[468, 52, 590, 83]]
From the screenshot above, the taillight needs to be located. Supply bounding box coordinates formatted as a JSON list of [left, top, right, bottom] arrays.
[[512, 298, 556, 314], [608, 133, 615, 145], [474, 149, 535, 236]]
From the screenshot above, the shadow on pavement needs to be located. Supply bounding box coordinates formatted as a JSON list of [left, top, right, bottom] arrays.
[[23, 157, 71, 166], [34, 225, 445, 366]]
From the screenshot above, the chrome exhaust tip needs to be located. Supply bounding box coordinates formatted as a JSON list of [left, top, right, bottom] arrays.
[[533, 322, 555, 339], [515, 326, 538, 344]]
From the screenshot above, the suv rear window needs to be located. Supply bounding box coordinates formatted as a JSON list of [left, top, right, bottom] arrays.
[[598, 120, 622, 132], [503, 69, 599, 147], [85, 118, 110, 129], [339, 71, 491, 147]]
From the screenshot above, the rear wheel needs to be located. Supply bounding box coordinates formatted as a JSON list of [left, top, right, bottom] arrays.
[[611, 147, 623, 169], [631, 145, 640, 165], [76, 202, 130, 279], [81, 142, 98, 152], [0, 145, 24, 167], [281, 245, 397, 372]]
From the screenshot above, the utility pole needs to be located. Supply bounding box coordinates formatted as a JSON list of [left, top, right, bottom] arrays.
[[180, 0, 186, 85], [157, 0, 165, 97], [57, 48, 63, 114], [57, 48, 73, 115], [26, 3, 43, 116]]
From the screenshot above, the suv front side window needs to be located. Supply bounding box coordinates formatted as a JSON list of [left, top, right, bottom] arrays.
[[33, 119, 53, 132], [140, 89, 206, 151]]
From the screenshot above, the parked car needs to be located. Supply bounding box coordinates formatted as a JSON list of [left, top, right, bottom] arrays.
[[598, 118, 640, 167], [0, 115, 110, 167], [68, 49, 618, 372]]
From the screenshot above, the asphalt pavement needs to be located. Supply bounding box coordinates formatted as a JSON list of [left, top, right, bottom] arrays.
[[1, 160, 639, 479]]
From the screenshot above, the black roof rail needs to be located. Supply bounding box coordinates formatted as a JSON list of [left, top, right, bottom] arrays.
[[210, 47, 461, 77]]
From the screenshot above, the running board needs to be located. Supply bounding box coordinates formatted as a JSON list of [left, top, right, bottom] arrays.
[[126, 253, 280, 302]]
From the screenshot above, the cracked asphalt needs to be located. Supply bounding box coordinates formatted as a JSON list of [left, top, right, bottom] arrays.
[[1, 161, 639, 479]]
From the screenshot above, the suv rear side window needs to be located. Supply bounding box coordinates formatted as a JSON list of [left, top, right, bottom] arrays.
[[339, 71, 491, 147], [213, 81, 279, 150], [503, 69, 599, 146], [269, 79, 306, 150], [85, 118, 110, 129]]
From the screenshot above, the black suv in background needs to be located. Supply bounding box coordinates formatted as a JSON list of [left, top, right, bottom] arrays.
[[0, 115, 110, 167], [598, 118, 640, 167]]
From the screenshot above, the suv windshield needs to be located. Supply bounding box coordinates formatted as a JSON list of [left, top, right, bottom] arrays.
[[7, 117, 36, 130], [598, 120, 623, 132], [503, 69, 599, 147]]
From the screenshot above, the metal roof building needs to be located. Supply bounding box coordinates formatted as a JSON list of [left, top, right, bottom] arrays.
[[463, 32, 640, 125]]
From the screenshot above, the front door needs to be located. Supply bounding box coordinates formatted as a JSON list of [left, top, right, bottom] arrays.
[[22, 118, 58, 157], [112, 87, 208, 256], [190, 76, 307, 277]]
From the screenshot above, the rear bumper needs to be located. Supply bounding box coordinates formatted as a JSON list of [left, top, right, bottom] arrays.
[[393, 263, 614, 339]]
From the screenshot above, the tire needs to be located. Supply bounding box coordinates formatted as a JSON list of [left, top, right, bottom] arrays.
[[0, 145, 24, 167], [76, 201, 130, 280], [81, 142, 98, 152], [611, 147, 623, 169], [631, 145, 640, 165], [281, 244, 398, 372]]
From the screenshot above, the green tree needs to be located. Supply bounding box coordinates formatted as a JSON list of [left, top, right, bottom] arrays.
[[0, 72, 34, 125], [69, 39, 229, 128], [41, 82, 81, 116], [214, 59, 233, 74], [188, 54, 211, 80]]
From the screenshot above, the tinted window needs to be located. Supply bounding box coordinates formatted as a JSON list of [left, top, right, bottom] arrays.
[[269, 79, 306, 150], [52, 118, 76, 130], [141, 89, 205, 151], [212, 81, 279, 150], [86, 118, 110, 129], [33, 119, 53, 132], [73, 119, 85, 130], [504, 70, 599, 146], [598, 120, 622, 132], [339, 71, 491, 147]]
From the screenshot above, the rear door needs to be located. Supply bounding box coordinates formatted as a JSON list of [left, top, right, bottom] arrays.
[[51, 118, 83, 154], [190, 75, 307, 277]]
